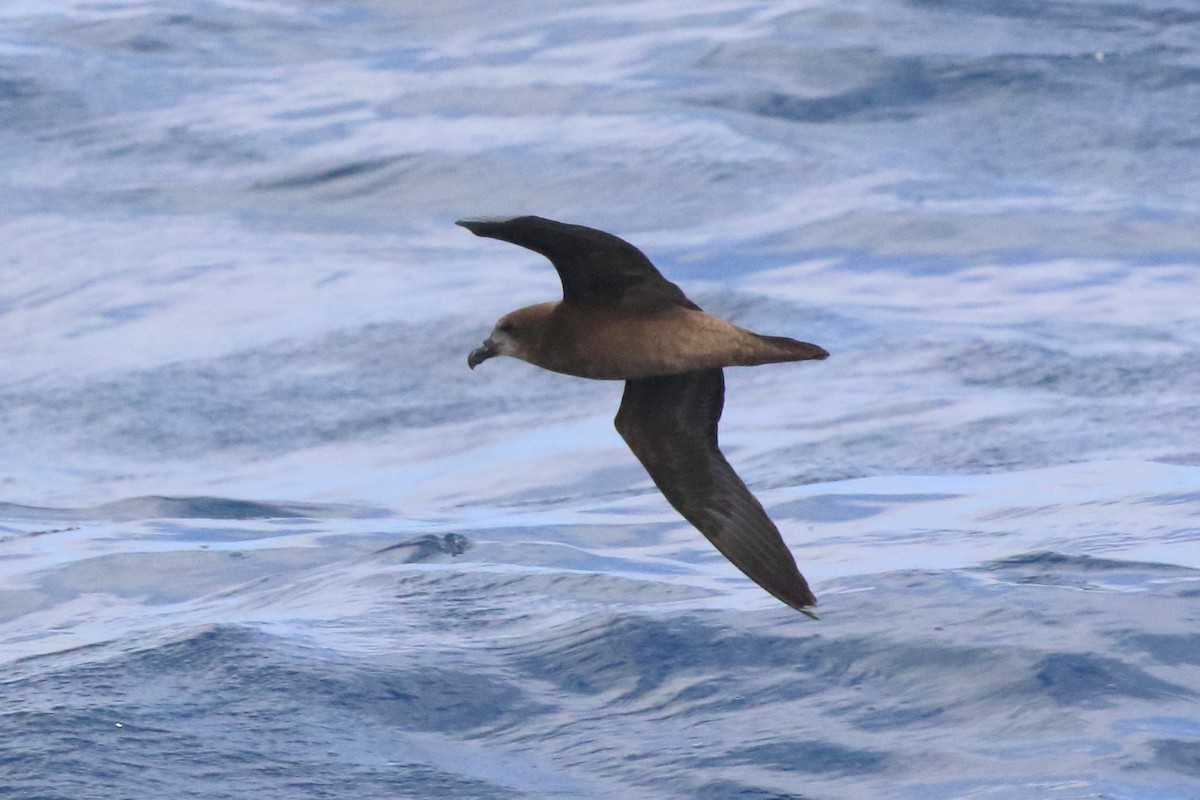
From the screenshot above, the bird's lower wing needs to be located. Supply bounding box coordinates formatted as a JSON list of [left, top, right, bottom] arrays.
[[614, 369, 817, 616]]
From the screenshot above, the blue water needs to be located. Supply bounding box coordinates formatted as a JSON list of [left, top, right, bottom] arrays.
[[2, 1, 1200, 798]]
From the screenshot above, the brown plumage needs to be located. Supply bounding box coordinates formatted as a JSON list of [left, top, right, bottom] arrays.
[[459, 215, 828, 616]]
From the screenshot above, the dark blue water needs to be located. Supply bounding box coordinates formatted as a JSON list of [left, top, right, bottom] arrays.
[[2, 1, 1199, 798]]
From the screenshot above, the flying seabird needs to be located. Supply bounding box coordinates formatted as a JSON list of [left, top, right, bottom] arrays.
[[459, 215, 828, 616]]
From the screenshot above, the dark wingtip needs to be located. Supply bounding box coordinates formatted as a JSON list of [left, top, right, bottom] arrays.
[[456, 216, 529, 237], [768, 569, 819, 618], [455, 216, 487, 230], [782, 589, 819, 619]]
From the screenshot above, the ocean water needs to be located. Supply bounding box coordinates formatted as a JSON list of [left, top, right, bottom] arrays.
[[2, 1, 1199, 798]]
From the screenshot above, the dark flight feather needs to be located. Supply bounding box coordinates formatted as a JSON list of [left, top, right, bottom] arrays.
[[615, 368, 818, 617], [456, 216, 697, 311]]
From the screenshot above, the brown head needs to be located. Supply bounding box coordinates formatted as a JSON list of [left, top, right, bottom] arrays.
[[467, 302, 558, 370]]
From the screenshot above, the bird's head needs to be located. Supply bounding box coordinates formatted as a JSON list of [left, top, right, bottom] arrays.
[[468, 303, 554, 369]]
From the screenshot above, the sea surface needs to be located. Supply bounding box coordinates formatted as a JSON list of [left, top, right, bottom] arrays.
[[2, 1, 1199, 798]]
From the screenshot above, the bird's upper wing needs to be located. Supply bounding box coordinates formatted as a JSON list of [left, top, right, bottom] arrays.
[[614, 368, 817, 616], [456, 215, 696, 311]]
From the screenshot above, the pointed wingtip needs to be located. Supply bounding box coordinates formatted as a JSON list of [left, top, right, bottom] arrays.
[[455, 216, 527, 236], [455, 217, 487, 235], [782, 590, 819, 619], [769, 568, 820, 618]]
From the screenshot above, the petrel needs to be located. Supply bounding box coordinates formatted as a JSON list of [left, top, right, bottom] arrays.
[[459, 215, 828, 616]]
